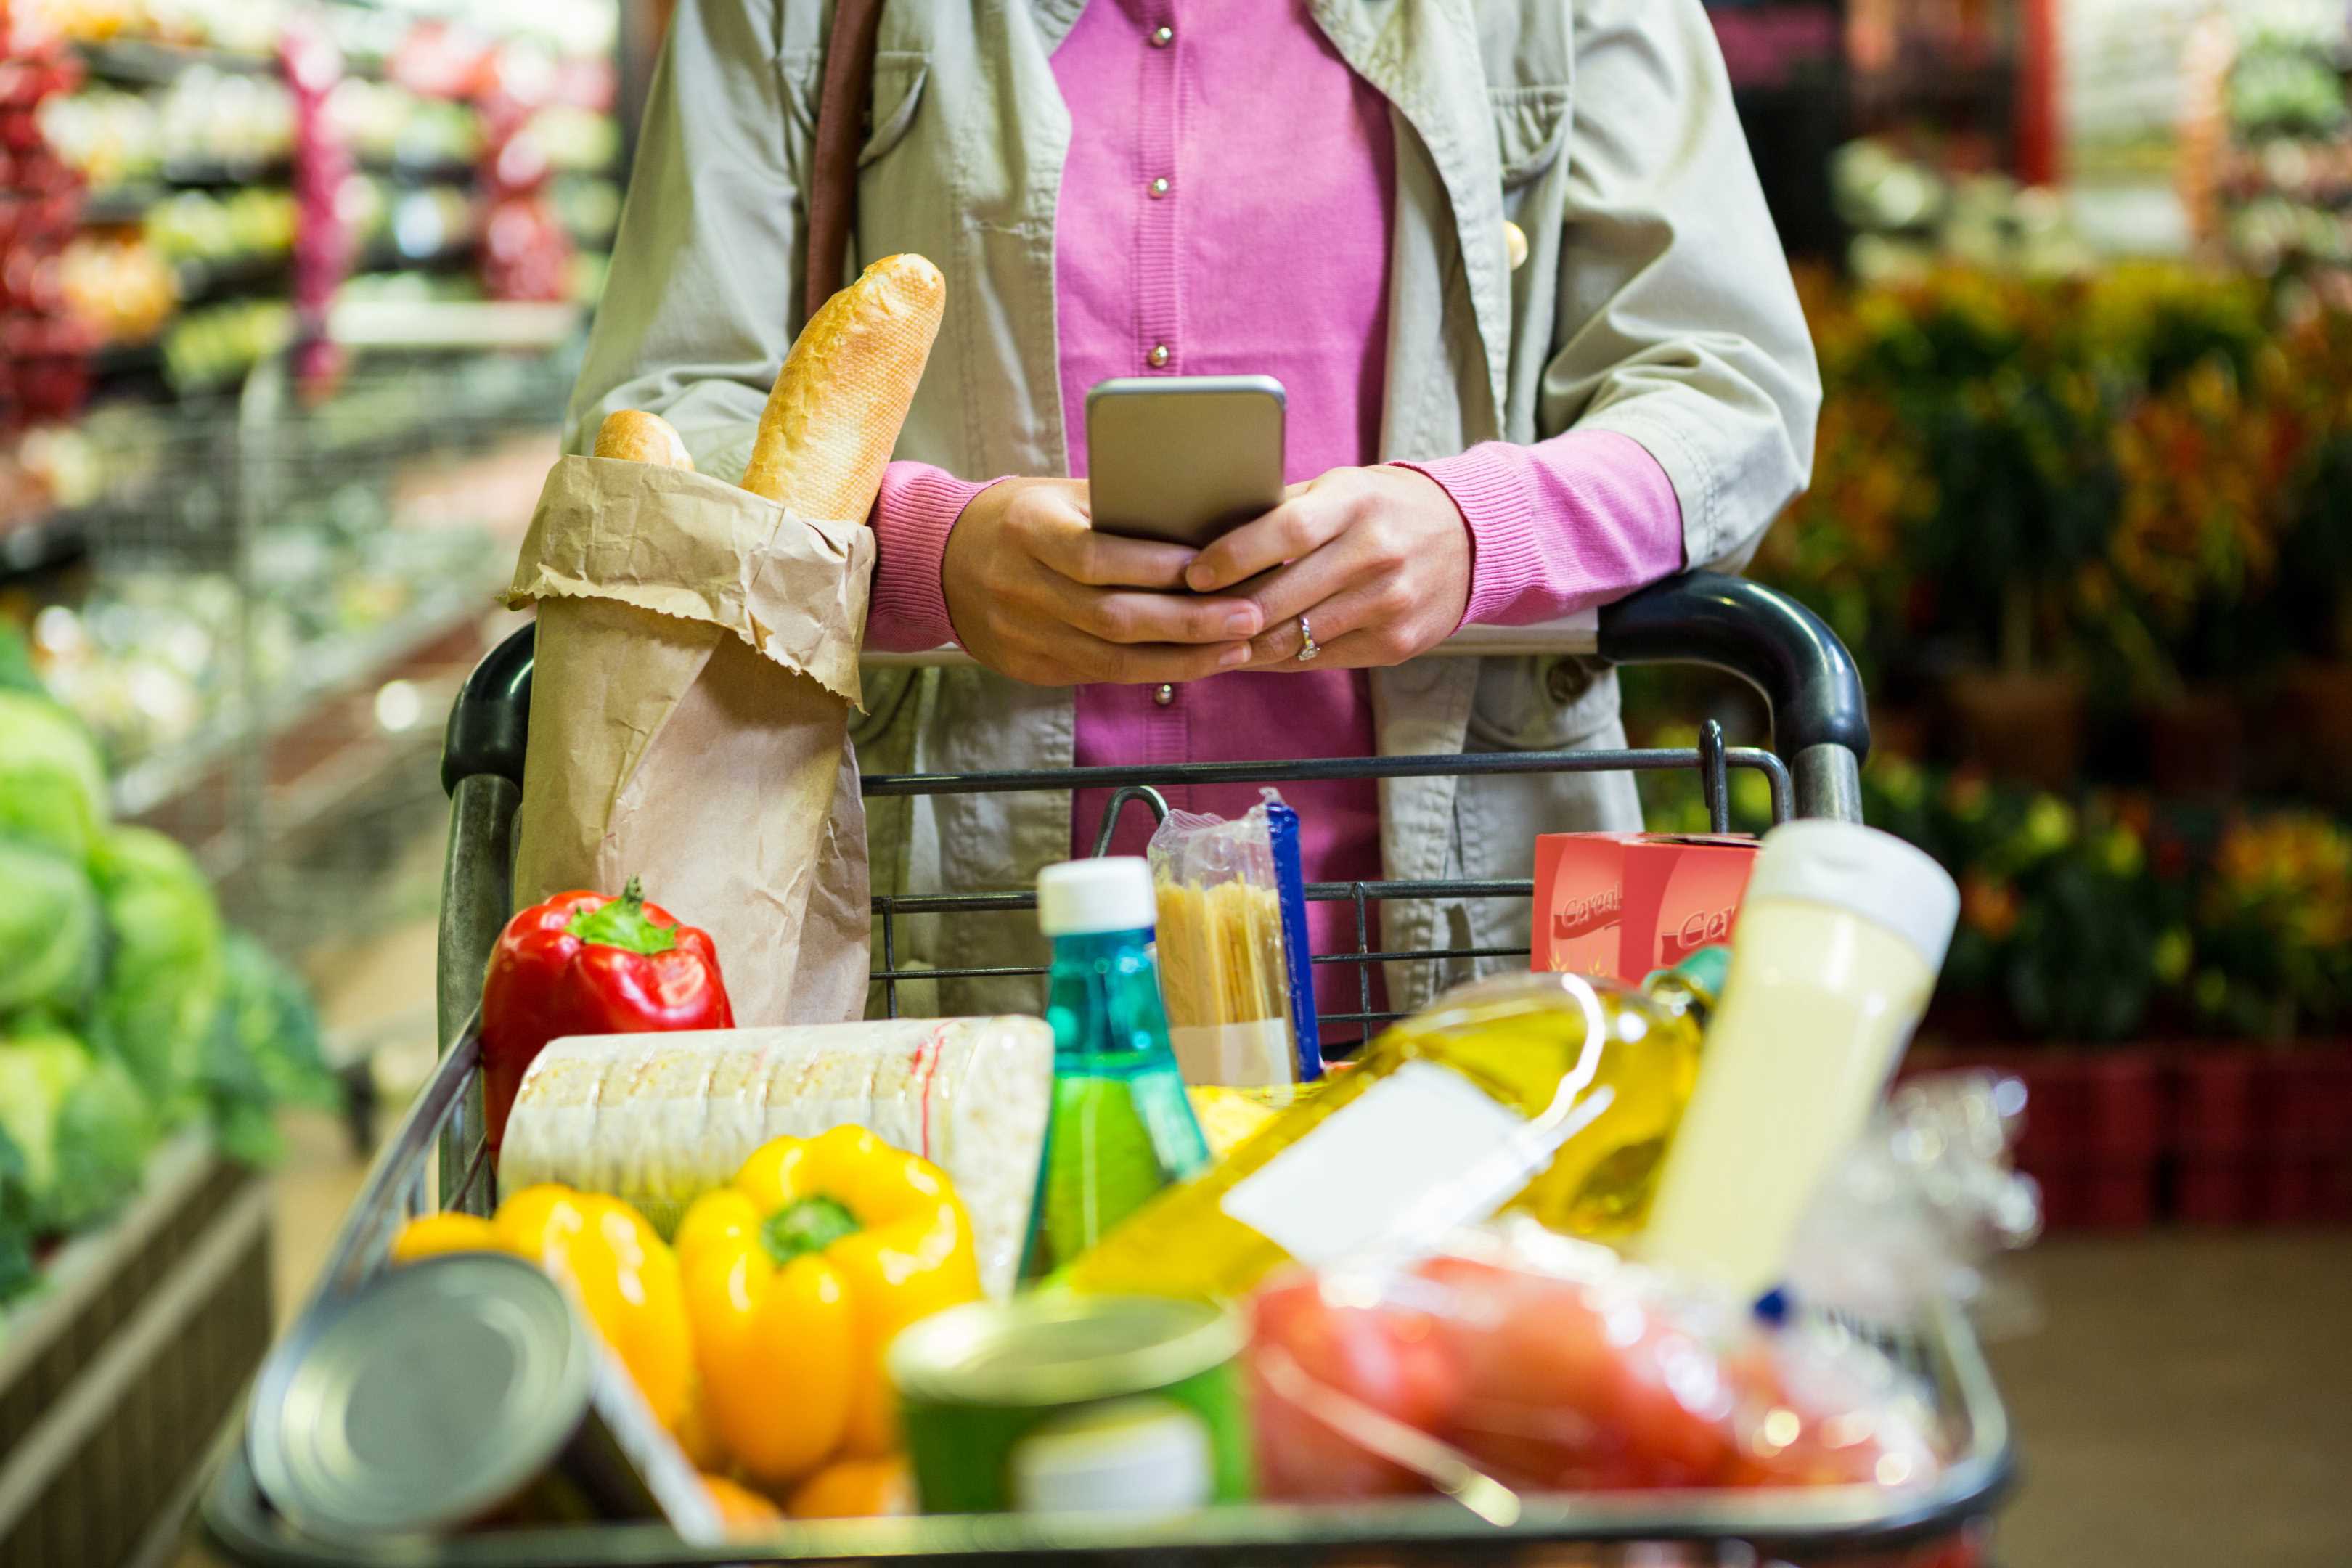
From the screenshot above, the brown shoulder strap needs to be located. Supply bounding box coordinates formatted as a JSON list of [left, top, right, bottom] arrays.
[[804, 0, 886, 322]]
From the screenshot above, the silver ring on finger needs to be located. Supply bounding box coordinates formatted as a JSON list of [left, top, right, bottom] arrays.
[[1296, 615, 1320, 662]]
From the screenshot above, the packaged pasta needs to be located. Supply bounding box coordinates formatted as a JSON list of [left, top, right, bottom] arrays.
[[1149, 791, 1321, 1087], [499, 1018, 1053, 1295]]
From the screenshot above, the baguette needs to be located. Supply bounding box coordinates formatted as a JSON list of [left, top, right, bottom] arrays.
[[741, 253, 945, 518], [592, 409, 695, 469]]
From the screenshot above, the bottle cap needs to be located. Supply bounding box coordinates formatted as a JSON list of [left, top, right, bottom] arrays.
[[1746, 820, 1959, 975], [1038, 857, 1156, 936]]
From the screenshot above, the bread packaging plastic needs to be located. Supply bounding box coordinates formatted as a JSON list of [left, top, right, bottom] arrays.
[[499, 1018, 1053, 1296]]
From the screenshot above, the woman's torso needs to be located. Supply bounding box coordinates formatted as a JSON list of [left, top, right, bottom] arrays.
[[1053, 0, 1394, 1026]]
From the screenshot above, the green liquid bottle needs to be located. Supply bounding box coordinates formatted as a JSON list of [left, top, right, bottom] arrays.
[[1019, 858, 1212, 1283]]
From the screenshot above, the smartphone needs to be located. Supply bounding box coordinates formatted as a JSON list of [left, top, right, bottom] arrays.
[[1085, 375, 1286, 548]]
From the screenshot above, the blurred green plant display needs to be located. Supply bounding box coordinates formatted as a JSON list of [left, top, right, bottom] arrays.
[[1761, 261, 2352, 692], [1638, 739, 2352, 1045]]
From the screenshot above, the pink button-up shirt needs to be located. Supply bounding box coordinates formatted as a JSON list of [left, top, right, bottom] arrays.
[[863, 0, 1683, 1026]]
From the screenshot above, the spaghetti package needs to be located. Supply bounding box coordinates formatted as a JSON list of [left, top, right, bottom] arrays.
[[1149, 791, 1321, 1087]]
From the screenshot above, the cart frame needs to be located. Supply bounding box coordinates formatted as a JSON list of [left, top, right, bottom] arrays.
[[205, 571, 2015, 1567]]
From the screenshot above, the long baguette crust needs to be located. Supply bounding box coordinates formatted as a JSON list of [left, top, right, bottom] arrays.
[[741, 253, 946, 520], [592, 409, 696, 470]]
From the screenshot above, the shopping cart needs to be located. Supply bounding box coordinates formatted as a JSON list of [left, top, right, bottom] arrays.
[[203, 572, 2014, 1568]]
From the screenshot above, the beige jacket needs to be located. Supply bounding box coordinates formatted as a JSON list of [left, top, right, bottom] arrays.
[[566, 0, 1820, 1015]]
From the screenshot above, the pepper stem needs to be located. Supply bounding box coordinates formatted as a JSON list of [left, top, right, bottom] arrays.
[[761, 1196, 862, 1267], [565, 875, 679, 955]]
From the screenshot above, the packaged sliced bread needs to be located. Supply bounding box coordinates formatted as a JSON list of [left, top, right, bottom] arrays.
[[500, 1017, 1051, 1295]]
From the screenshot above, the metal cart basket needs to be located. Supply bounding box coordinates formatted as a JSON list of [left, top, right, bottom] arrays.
[[204, 572, 2014, 1568]]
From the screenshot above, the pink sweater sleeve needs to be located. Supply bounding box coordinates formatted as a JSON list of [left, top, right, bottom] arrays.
[[1400, 430, 1686, 629], [864, 461, 994, 653]]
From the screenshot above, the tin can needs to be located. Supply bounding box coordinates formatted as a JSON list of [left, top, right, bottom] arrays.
[[247, 1251, 720, 1545], [889, 1292, 1251, 1514]]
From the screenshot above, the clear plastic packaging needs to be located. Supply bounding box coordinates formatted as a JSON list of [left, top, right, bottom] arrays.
[[1245, 1217, 1945, 1503], [1148, 791, 1318, 1087], [1784, 1070, 2043, 1331]]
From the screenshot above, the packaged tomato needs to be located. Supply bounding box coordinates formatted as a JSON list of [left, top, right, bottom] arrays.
[[1245, 1219, 1945, 1501]]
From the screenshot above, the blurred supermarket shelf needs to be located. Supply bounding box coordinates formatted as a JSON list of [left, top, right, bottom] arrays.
[[112, 565, 508, 822], [73, 38, 279, 87], [81, 184, 167, 224]]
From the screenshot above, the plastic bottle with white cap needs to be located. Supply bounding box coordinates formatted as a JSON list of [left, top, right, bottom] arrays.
[[1019, 857, 1211, 1283], [1636, 819, 1961, 1303]]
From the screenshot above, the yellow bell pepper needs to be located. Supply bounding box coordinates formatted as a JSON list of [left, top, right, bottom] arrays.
[[388, 1185, 695, 1440], [674, 1125, 981, 1486]]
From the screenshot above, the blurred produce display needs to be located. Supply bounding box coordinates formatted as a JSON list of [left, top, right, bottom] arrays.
[[0, 654, 337, 1311], [28, 485, 501, 764], [162, 296, 292, 391], [1833, 140, 2094, 281], [1760, 261, 2352, 693], [0, 0, 616, 510], [1643, 746, 2352, 1046], [41, 0, 288, 54], [2184, 15, 2352, 304], [1632, 246, 2352, 1046], [143, 186, 295, 271], [323, 76, 478, 171], [39, 67, 293, 184]]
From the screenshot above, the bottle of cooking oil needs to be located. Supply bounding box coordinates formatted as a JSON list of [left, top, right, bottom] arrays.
[[1058, 952, 1722, 1302]]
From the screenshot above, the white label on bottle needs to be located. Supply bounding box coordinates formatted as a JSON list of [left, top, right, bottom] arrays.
[[1217, 1062, 1533, 1267]]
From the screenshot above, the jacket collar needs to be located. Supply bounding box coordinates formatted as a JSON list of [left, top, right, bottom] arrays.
[[1312, 0, 1512, 427]]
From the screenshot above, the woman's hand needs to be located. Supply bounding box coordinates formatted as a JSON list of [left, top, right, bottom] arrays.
[[1183, 466, 1472, 669], [942, 478, 1265, 686]]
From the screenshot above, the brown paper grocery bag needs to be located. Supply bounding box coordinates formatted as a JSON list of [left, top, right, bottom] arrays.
[[506, 454, 876, 1027]]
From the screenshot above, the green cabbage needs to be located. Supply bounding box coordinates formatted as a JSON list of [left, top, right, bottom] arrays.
[[0, 690, 108, 862], [0, 841, 102, 1018], [0, 1029, 154, 1234], [91, 826, 225, 1121], [0, 1122, 34, 1305], [203, 932, 338, 1167]]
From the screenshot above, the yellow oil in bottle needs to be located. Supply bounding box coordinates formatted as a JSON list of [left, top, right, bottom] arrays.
[[1059, 965, 1711, 1302]]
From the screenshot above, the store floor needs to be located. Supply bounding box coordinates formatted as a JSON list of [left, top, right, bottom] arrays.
[[178, 917, 2352, 1568]]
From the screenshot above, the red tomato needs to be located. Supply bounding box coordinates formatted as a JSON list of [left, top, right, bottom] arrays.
[[1419, 1256, 1736, 1490], [1248, 1274, 1463, 1501], [1717, 1339, 1942, 1490]]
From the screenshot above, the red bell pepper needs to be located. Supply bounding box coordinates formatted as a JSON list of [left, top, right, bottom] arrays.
[[480, 878, 733, 1154]]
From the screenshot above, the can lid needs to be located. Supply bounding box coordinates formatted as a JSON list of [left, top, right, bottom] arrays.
[[1037, 857, 1156, 936], [1747, 819, 1960, 974], [1009, 1396, 1214, 1516], [248, 1252, 592, 1543], [889, 1293, 1239, 1408]]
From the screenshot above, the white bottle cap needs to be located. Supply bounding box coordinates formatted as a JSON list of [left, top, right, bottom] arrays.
[[1746, 819, 1959, 975], [1008, 1397, 1214, 1516], [1037, 857, 1157, 936]]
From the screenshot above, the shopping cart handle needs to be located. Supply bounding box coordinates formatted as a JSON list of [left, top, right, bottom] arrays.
[[441, 619, 537, 793], [1594, 571, 1871, 763], [438, 573, 1866, 795]]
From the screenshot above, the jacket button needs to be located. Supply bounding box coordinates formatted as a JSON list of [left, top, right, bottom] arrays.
[[1147, 343, 1170, 368], [1153, 684, 1177, 706], [1545, 658, 1588, 705], [1503, 220, 1529, 271]]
